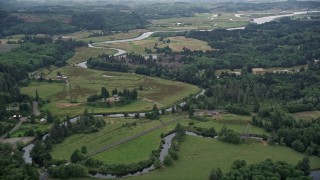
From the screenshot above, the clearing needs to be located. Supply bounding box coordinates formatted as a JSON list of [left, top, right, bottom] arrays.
[[292, 111, 320, 121]]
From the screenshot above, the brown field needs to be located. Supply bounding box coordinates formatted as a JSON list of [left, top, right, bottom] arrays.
[[292, 111, 320, 121]]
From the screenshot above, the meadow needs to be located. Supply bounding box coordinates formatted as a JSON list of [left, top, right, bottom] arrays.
[[21, 66, 199, 117], [126, 136, 320, 180], [96, 36, 212, 54], [50, 114, 187, 161], [92, 115, 190, 164], [192, 113, 268, 135], [68, 47, 117, 64]]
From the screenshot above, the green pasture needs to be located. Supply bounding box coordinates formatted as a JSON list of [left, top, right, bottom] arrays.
[[193, 113, 268, 135], [126, 136, 320, 180], [50, 114, 187, 161]]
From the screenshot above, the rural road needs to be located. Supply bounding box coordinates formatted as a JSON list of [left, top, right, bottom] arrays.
[[0, 117, 26, 138], [88, 116, 185, 157]]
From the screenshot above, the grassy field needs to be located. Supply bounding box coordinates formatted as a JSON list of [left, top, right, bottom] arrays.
[[50, 114, 187, 161], [192, 113, 268, 135], [125, 136, 320, 180], [21, 66, 199, 117], [64, 29, 148, 43], [92, 114, 190, 164], [292, 111, 320, 121], [96, 36, 212, 54], [68, 47, 117, 64], [149, 13, 248, 31]]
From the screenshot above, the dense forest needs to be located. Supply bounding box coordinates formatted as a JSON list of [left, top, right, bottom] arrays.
[[187, 18, 320, 69], [0, 8, 147, 37], [71, 11, 147, 31], [135, 2, 210, 19]]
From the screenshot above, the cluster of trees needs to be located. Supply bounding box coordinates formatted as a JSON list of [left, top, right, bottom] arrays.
[[31, 110, 106, 168], [3, 20, 78, 36], [87, 59, 129, 72], [210, 158, 311, 180], [87, 87, 110, 102], [0, 143, 39, 179], [0, 37, 86, 71], [49, 110, 106, 144], [186, 126, 216, 138], [0, 10, 23, 37], [252, 107, 320, 156], [48, 163, 88, 178], [182, 62, 320, 116], [218, 125, 242, 144], [145, 104, 160, 120], [87, 87, 138, 106]]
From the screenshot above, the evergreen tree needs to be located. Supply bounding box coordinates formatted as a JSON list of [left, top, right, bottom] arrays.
[[35, 90, 39, 102]]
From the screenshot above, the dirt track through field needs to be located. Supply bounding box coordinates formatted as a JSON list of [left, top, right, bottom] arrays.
[[87, 116, 184, 157]]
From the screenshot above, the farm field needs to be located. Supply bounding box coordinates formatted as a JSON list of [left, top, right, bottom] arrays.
[[64, 29, 148, 43], [96, 36, 212, 54], [192, 113, 268, 135], [126, 136, 320, 180], [149, 13, 248, 31], [50, 114, 187, 161], [21, 66, 199, 117], [92, 115, 190, 164], [292, 111, 320, 121]]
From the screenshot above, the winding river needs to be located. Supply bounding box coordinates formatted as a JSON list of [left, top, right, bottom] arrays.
[[23, 11, 320, 179]]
